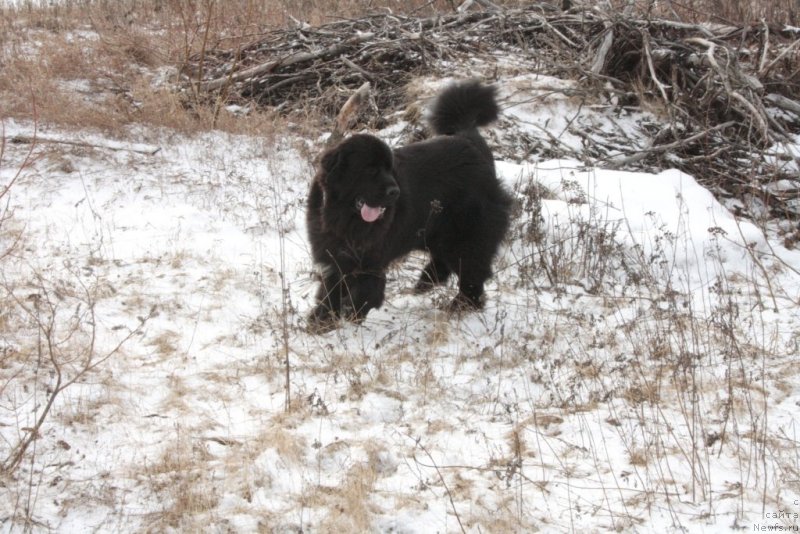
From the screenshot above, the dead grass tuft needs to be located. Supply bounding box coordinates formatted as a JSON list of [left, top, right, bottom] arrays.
[[144, 428, 220, 530], [314, 461, 378, 532], [148, 330, 181, 356]]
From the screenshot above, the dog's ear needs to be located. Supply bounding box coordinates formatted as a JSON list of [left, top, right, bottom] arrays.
[[320, 149, 340, 173], [318, 145, 346, 186]]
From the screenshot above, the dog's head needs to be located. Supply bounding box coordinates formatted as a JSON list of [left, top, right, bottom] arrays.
[[317, 134, 400, 225]]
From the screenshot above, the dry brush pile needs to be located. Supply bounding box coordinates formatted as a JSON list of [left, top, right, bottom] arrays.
[[184, 5, 800, 228]]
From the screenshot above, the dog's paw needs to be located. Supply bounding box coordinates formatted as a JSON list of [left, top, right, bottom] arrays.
[[413, 278, 436, 294], [444, 292, 483, 315], [306, 306, 339, 334]]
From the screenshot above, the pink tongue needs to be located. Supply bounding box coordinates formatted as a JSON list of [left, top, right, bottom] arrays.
[[360, 204, 382, 223]]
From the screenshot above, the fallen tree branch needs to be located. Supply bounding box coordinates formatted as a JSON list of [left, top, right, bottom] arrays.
[[12, 134, 160, 155], [590, 25, 614, 75], [642, 30, 670, 106], [327, 81, 372, 148], [458, 0, 501, 13], [198, 32, 376, 92], [760, 37, 800, 77], [730, 91, 770, 142], [766, 93, 800, 118], [605, 121, 737, 167]]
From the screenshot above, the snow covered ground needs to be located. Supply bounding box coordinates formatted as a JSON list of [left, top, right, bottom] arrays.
[[1, 77, 799, 532]]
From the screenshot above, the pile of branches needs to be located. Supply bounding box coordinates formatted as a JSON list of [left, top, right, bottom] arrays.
[[184, 4, 800, 222]]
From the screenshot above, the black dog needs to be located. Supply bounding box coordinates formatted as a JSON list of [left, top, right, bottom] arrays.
[[306, 80, 511, 332]]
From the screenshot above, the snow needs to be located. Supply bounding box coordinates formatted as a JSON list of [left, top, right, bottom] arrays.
[[1, 86, 800, 533], [499, 160, 800, 292]]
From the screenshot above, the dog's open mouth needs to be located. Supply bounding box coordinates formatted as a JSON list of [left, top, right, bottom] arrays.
[[355, 198, 386, 223]]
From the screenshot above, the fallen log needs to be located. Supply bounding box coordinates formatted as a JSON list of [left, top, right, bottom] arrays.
[[12, 134, 161, 155]]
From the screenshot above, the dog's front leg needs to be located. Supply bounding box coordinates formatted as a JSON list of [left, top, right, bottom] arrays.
[[347, 272, 387, 322], [308, 268, 386, 332], [308, 269, 348, 333]]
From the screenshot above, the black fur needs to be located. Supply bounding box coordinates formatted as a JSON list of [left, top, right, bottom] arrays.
[[306, 80, 512, 332]]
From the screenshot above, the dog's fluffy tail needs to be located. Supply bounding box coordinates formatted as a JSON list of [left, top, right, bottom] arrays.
[[429, 80, 499, 136]]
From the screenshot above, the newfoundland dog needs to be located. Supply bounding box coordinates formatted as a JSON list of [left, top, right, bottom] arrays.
[[306, 80, 511, 332]]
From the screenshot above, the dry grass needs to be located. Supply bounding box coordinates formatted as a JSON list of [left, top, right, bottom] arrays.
[[619, 0, 799, 25], [143, 427, 220, 531], [3, 0, 792, 138], [312, 461, 378, 532], [0, 0, 513, 135]]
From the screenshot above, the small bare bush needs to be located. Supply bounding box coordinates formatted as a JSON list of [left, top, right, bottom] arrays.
[[513, 174, 637, 295], [0, 122, 31, 262], [0, 271, 154, 527], [0, 123, 154, 528]]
